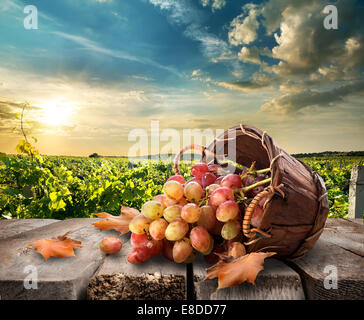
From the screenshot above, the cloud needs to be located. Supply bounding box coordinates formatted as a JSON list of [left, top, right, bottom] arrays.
[[238, 46, 261, 64], [200, 0, 226, 12], [261, 80, 364, 114], [52, 31, 181, 76], [228, 4, 260, 45]]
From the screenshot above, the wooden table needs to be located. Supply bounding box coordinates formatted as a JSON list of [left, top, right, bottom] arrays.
[[0, 218, 362, 300]]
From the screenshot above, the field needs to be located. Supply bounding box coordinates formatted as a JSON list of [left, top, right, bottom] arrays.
[[0, 154, 362, 220]]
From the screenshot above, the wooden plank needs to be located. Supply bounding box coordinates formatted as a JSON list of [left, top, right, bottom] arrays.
[[321, 219, 364, 256], [193, 256, 305, 300], [87, 237, 187, 300], [0, 219, 59, 240], [0, 218, 117, 300], [288, 238, 364, 300]]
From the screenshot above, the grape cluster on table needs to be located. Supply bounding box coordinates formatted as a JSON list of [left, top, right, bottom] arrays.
[[127, 163, 270, 265]]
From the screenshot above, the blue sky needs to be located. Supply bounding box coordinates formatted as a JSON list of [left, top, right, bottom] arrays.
[[0, 0, 363, 156]]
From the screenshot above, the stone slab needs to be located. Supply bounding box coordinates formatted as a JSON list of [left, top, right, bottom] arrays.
[[0, 218, 119, 300], [193, 256, 305, 300], [0, 219, 59, 240]]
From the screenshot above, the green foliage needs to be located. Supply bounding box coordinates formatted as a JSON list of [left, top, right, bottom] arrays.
[[0, 154, 360, 220]]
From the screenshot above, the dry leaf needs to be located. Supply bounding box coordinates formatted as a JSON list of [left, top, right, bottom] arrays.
[[204, 251, 276, 291], [92, 206, 139, 235], [27, 232, 82, 260]]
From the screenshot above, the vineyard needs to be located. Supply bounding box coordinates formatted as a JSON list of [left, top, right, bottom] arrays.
[[0, 154, 362, 220]]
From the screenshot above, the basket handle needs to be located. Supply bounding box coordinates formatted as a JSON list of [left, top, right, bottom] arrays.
[[173, 144, 219, 175]]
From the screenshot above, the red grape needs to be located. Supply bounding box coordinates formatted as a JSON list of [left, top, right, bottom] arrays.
[[251, 205, 265, 228], [163, 180, 184, 201], [127, 246, 151, 264], [221, 220, 241, 240], [99, 237, 122, 254], [184, 181, 203, 203], [209, 187, 234, 207], [172, 238, 193, 263], [202, 172, 217, 188], [165, 218, 189, 241], [129, 214, 152, 234], [162, 239, 174, 262], [146, 239, 163, 258], [208, 164, 222, 173], [186, 177, 202, 186], [216, 200, 239, 222], [131, 233, 148, 247], [228, 242, 246, 257], [191, 163, 209, 178], [197, 205, 216, 232], [181, 203, 202, 223], [214, 176, 224, 185], [190, 226, 211, 253], [206, 183, 220, 195], [149, 218, 168, 240], [167, 175, 186, 184], [163, 204, 182, 223], [220, 174, 242, 189]]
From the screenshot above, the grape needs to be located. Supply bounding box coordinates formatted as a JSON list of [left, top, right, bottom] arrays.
[[146, 239, 163, 258], [149, 218, 168, 240], [153, 194, 177, 208], [129, 214, 152, 234], [163, 204, 182, 223], [163, 180, 184, 201], [242, 174, 254, 187], [190, 226, 211, 253], [191, 163, 209, 178], [162, 239, 174, 262], [201, 236, 214, 255], [197, 205, 216, 232], [181, 203, 201, 223], [184, 250, 196, 264], [216, 200, 239, 222], [184, 181, 203, 203], [131, 233, 148, 247], [172, 238, 193, 263], [209, 187, 235, 207], [220, 174, 242, 189], [186, 177, 203, 186], [210, 220, 224, 236], [167, 174, 186, 184], [221, 220, 241, 240], [177, 197, 188, 206], [141, 200, 164, 220], [214, 176, 224, 185], [206, 183, 220, 195], [251, 205, 265, 228], [127, 246, 151, 264], [250, 185, 264, 197], [208, 164, 222, 173], [228, 242, 246, 257], [165, 218, 189, 241], [99, 237, 122, 254], [201, 172, 216, 188]]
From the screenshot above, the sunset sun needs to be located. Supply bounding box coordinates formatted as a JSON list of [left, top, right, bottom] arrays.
[[41, 101, 74, 126]]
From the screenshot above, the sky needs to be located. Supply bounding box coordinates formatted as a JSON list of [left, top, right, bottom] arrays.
[[0, 0, 363, 156]]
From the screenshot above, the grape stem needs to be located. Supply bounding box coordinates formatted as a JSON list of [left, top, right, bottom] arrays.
[[242, 177, 271, 193], [255, 168, 270, 175]]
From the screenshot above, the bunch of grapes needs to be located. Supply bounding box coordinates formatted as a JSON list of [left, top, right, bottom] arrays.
[[127, 162, 270, 265]]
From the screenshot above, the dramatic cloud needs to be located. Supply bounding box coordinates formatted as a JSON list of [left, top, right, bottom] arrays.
[[238, 46, 261, 64], [200, 0, 226, 11]]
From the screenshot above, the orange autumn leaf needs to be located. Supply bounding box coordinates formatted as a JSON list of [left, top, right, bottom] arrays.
[[92, 206, 139, 235], [204, 251, 276, 291], [27, 232, 82, 261]]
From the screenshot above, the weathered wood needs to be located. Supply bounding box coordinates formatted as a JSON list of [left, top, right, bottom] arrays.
[[87, 237, 187, 300], [193, 256, 305, 300], [348, 165, 364, 219], [0, 218, 116, 300], [288, 237, 364, 300], [0, 219, 59, 240], [321, 218, 364, 256]]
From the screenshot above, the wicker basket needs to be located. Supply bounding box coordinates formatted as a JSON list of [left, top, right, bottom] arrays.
[[174, 124, 329, 260]]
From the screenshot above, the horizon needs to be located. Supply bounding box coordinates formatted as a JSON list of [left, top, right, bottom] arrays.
[[1, 0, 363, 156]]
